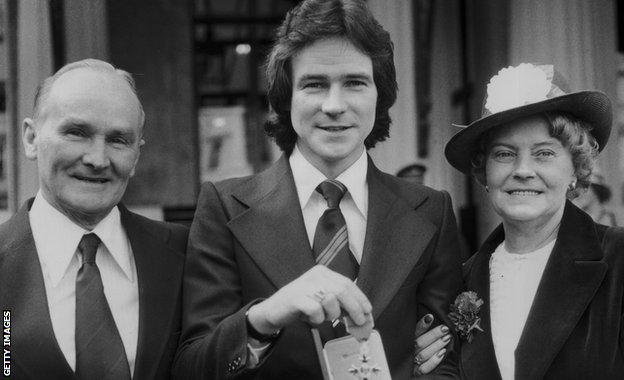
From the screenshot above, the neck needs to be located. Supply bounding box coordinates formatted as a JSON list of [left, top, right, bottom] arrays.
[[297, 144, 364, 179], [584, 201, 604, 220], [64, 210, 107, 231], [40, 192, 110, 231], [502, 207, 565, 254]]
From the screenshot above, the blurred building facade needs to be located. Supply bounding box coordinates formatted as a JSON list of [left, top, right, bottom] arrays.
[[2, 0, 621, 248]]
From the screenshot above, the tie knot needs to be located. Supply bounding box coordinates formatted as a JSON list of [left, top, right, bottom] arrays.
[[316, 180, 347, 209], [78, 233, 101, 264]]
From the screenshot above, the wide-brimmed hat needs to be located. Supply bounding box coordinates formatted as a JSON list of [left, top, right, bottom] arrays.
[[444, 63, 612, 175]]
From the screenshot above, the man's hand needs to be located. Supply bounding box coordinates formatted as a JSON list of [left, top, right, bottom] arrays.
[[246, 265, 372, 334], [412, 314, 451, 377]]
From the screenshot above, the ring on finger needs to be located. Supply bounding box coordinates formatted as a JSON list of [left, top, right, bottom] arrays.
[[414, 355, 424, 366], [312, 289, 328, 303]]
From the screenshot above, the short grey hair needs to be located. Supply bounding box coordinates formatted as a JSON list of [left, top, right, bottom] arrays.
[[33, 58, 145, 128]]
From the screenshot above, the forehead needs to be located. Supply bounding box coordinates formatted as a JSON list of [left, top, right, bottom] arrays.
[[42, 68, 142, 131], [291, 37, 373, 79], [489, 115, 559, 146]]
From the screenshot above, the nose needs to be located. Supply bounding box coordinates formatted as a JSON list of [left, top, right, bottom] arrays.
[[512, 154, 535, 179], [82, 138, 110, 170], [321, 85, 347, 117]]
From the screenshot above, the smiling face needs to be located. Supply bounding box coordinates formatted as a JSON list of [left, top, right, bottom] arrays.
[[22, 68, 143, 229], [485, 115, 576, 227], [290, 37, 377, 178]]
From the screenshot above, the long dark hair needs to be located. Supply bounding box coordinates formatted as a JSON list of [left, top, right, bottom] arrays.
[[264, 0, 397, 153]]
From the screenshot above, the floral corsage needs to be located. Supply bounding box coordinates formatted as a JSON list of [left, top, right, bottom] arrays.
[[448, 291, 484, 343]]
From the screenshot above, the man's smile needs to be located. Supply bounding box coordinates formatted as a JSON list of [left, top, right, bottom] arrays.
[[72, 174, 110, 183]]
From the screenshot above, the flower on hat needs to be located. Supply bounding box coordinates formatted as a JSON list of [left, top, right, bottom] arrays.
[[485, 63, 552, 114]]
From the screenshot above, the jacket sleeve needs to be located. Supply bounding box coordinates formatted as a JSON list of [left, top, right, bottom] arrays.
[[414, 191, 464, 379], [172, 182, 268, 379]]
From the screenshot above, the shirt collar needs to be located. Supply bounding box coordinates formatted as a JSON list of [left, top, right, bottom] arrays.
[[29, 191, 133, 287], [91, 204, 135, 282], [289, 145, 368, 216]]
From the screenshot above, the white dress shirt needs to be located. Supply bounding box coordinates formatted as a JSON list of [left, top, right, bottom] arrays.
[[246, 147, 369, 366], [289, 145, 368, 262], [489, 240, 555, 380], [29, 192, 139, 375]]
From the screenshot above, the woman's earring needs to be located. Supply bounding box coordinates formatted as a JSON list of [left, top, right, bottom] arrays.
[[485, 186, 490, 193], [568, 181, 577, 191]]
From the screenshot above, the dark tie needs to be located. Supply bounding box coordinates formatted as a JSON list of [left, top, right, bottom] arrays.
[[312, 180, 360, 341], [75, 233, 131, 380], [313, 180, 359, 281]]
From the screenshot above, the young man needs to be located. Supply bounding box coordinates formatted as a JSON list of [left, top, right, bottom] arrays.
[[0, 59, 187, 379], [175, 1, 462, 378]]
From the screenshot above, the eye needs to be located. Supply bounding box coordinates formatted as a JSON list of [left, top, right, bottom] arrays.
[[65, 128, 86, 137], [109, 136, 130, 145], [301, 81, 325, 90], [491, 149, 515, 162], [345, 79, 367, 88], [535, 150, 555, 158]]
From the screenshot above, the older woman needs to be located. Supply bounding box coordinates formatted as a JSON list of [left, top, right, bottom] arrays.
[[445, 63, 624, 379]]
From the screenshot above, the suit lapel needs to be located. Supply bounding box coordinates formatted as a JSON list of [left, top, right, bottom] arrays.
[[1, 202, 76, 379], [356, 162, 436, 320], [121, 207, 185, 380], [460, 225, 504, 380], [515, 202, 606, 379], [227, 156, 316, 290]]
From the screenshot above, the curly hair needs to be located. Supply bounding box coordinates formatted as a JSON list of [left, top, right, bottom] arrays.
[[264, 0, 397, 154], [470, 112, 598, 199]]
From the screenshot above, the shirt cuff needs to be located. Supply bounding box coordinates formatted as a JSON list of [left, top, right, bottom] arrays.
[[246, 337, 273, 368]]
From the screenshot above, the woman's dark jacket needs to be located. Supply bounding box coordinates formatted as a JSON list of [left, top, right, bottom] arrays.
[[460, 201, 624, 379]]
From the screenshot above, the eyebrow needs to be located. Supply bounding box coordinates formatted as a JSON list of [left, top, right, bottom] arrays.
[[489, 140, 560, 149], [296, 72, 373, 82], [61, 118, 138, 137], [60, 119, 91, 130], [295, 74, 326, 83]]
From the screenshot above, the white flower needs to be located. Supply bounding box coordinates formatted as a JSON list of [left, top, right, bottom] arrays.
[[484, 63, 552, 114]]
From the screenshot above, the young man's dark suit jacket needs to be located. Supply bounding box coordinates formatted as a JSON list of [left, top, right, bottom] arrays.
[[460, 201, 624, 379], [174, 155, 463, 379], [0, 200, 188, 380]]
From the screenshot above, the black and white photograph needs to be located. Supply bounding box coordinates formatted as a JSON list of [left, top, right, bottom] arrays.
[[1, 1, 623, 379]]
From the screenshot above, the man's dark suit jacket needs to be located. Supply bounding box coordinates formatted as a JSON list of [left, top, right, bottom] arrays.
[[0, 200, 188, 380], [460, 201, 624, 379], [174, 156, 463, 379]]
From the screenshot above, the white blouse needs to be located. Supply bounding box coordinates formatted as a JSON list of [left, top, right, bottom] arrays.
[[489, 240, 555, 380]]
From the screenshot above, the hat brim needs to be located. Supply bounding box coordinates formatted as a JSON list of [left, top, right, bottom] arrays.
[[444, 91, 612, 175]]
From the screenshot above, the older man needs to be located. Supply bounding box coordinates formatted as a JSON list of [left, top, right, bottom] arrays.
[[174, 0, 463, 379], [0, 59, 187, 379]]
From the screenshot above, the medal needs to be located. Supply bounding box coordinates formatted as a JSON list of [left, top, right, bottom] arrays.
[[313, 314, 391, 380]]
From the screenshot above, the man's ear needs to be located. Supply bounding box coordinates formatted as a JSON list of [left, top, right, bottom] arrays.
[[22, 118, 38, 161], [128, 138, 145, 178]]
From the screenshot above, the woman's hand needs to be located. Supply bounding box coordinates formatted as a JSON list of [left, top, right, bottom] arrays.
[[412, 314, 452, 377]]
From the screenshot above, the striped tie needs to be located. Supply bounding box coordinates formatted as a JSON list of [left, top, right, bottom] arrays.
[[75, 233, 131, 380], [313, 180, 359, 280]]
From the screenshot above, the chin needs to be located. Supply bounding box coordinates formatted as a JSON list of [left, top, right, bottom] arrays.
[[325, 143, 362, 159], [498, 205, 542, 222], [65, 196, 116, 214]]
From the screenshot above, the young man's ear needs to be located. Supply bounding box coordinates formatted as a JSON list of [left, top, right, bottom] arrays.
[[22, 118, 38, 161]]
